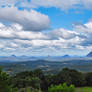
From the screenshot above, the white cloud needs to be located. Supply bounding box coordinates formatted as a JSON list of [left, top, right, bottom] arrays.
[[29, 0, 92, 10], [0, 0, 15, 6], [0, 20, 92, 55], [33, 0, 92, 10], [81, 0, 92, 9], [0, 0, 24, 7], [50, 28, 79, 40], [73, 20, 92, 47], [0, 0, 92, 11], [30, 0, 79, 10], [0, 23, 49, 40], [0, 7, 50, 31]]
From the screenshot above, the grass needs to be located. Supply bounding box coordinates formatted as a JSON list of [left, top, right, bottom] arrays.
[[76, 87, 92, 92]]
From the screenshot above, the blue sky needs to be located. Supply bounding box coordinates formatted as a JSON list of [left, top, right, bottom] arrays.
[[36, 7, 92, 30], [0, 0, 92, 56]]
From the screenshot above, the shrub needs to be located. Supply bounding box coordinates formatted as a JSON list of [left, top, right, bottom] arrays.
[[48, 83, 75, 92]]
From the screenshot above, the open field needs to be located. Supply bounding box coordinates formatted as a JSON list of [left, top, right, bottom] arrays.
[[76, 87, 92, 92]]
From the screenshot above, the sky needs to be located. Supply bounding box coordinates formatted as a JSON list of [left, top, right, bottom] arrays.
[[0, 0, 92, 56]]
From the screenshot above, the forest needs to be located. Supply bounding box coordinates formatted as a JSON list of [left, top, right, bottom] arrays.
[[1, 67, 92, 92]]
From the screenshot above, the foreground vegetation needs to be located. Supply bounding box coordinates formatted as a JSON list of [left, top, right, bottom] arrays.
[[76, 87, 92, 92], [1, 67, 92, 92]]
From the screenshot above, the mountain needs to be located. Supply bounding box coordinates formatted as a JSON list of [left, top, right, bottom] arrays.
[[11, 55, 16, 57], [87, 52, 92, 57], [0, 55, 40, 62], [62, 55, 70, 58]]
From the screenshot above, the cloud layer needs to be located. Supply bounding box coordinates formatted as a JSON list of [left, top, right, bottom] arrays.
[[0, 0, 92, 10], [0, 20, 92, 55], [0, 1, 92, 55], [0, 7, 50, 31], [26, 0, 92, 10]]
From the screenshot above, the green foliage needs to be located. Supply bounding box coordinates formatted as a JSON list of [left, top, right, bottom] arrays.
[[22, 87, 42, 92], [85, 72, 92, 86], [2, 67, 92, 92], [27, 77, 41, 89], [11, 69, 48, 91], [76, 87, 92, 92], [57, 68, 86, 86], [9, 68, 87, 91], [0, 68, 14, 92], [26, 88, 31, 92], [38, 89, 42, 92], [48, 83, 75, 92]]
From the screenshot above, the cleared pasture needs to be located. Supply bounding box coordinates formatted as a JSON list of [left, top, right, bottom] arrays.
[[76, 87, 92, 92]]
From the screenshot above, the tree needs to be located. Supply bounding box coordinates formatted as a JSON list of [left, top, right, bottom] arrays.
[[69, 69, 86, 86], [57, 68, 86, 86], [86, 72, 92, 86], [0, 68, 12, 92], [34, 69, 48, 91], [57, 68, 72, 85]]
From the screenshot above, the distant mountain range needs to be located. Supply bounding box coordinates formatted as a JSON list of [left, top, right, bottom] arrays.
[[0, 51, 92, 62], [0, 55, 71, 62]]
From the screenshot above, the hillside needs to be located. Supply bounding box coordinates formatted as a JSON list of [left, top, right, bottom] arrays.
[[1, 58, 92, 75]]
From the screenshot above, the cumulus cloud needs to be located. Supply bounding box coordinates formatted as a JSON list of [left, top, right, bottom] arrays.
[[0, 23, 49, 40], [73, 21, 92, 47], [1, 1, 92, 55], [50, 28, 79, 40], [0, 20, 92, 55], [0, 7, 50, 31]]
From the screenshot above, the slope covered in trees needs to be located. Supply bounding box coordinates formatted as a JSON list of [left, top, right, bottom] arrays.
[[1, 68, 92, 92]]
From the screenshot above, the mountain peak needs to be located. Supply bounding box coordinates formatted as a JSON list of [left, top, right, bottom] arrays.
[[62, 55, 70, 58], [11, 55, 16, 57], [87, 52, 92, 57]]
